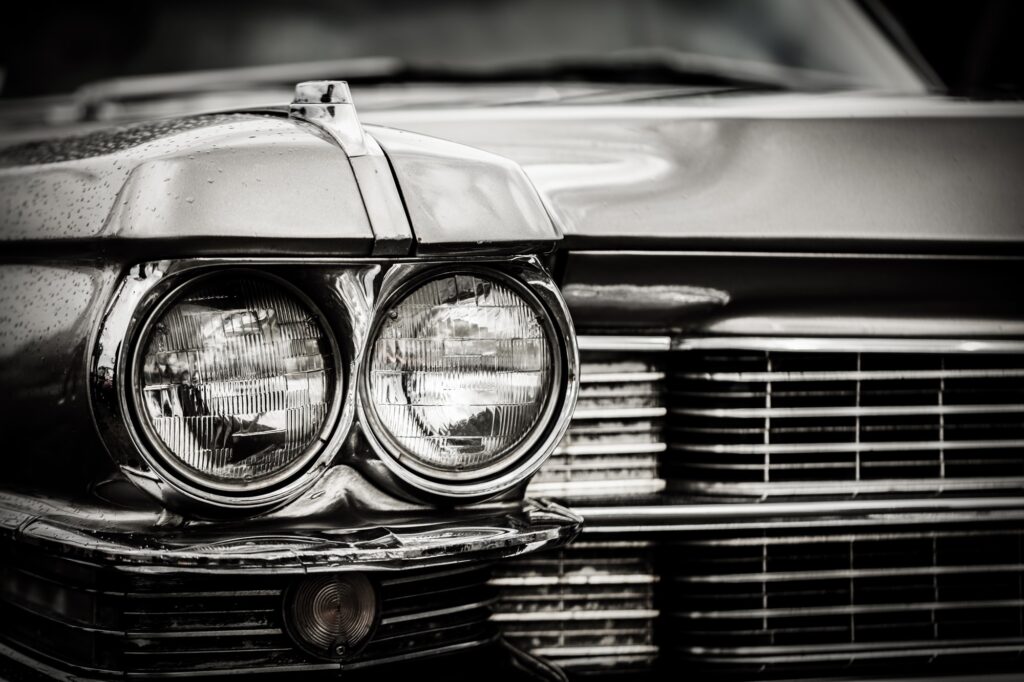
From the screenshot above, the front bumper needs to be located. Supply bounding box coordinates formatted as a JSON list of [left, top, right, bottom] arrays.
[[0, 488, 580, 678]]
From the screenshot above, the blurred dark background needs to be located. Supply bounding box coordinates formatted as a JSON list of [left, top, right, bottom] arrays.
[[0, 0, 1021, 98], [884, 0, 1024, 97]]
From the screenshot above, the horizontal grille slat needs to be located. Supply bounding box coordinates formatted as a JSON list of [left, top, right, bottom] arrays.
[[669, 346, 1024, 495]]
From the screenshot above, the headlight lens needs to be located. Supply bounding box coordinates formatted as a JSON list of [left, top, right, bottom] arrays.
[[136, 274, 338, 490], [365, 273, 555, 480]]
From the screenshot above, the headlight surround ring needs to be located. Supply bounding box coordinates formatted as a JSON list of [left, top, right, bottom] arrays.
[[356, 262, 578, 501], [127, 270, 345, 500]]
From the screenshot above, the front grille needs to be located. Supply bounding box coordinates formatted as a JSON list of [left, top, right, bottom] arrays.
[[670, 346, 1024, 497], [0, 546, 496, 677], [528, 352, 668, 501], [497, 336, 1024, 678], [666, 519, 1024, 677], [491, 541, 659, 674]]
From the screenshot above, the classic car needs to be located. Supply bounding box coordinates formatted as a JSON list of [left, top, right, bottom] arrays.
[[1, 1, 1023, 680]]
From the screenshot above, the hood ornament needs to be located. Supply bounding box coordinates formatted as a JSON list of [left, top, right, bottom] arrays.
[[289, 80, 368, 157]]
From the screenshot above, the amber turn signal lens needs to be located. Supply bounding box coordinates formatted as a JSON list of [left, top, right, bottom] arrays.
[[285, 573, 377, 660]]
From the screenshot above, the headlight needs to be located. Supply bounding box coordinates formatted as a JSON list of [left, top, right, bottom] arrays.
[[361, 270, 566, 497], [133, 273, 340, 495]]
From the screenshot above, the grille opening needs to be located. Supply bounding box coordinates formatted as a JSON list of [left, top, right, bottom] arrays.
[[663, 520, 1024, 677], [668, 347, 1024, 496]]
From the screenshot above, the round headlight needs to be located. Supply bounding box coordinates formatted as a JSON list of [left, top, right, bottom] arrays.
[[363, 272, 559, 490], [134, 273, 339, 493]]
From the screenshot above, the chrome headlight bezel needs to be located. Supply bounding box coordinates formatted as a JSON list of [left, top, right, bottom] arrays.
[[127, 269, 345, 498], [356, 260, 578, 501], [91, 257, 578, 513], [92, 261, 362, 514]]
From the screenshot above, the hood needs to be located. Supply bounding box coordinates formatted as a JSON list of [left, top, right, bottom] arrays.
[[0, 107, 558, 256], [364, 92, 1024, 250]]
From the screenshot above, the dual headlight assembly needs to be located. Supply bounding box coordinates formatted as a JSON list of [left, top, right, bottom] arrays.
[[92, 258, 578, 513]]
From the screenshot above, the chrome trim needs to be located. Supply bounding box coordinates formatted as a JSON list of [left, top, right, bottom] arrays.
[[678, 641, 1024, 663], [532, 645, 659, 658], [0, 492, 581, 573], [491, 574, 658, 586], [289, 81, 367, 157], [91, 261, 364, 513], [676, 600, 1024, 620], [680, 367, 1024, 382], [572, 407, 667, 420], [527, 479, 666, 498], [675, 438, 1024, 455], [580, 370, 666, 383], [580, 497, 1024, 522], [356, 258, 579, 501], [672, 403, 1024, 419], [553, 442, 666, 456], [491, 609, 659, 622], [674, 478, 1024, 497], [577, 335, 671, 352], [90, 256, 578, 512], [680, 563, 1024, 583], [674, 336, 1024, 353]]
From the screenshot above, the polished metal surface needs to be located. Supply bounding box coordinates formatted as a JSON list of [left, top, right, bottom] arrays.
[[0, 490, 580, 572], [669, 342, 1024, 498], [91, 255, 578, 512]]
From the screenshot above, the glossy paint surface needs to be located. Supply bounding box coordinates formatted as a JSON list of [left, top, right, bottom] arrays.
[[0, 113, 375, 251], [367, 94, 1024, 248]]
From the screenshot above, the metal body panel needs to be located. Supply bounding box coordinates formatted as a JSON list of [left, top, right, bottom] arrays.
[[0, 263, 120, 489], [0, 114, 375, 252], [368, 125, 559, 255], [0, 491, 580, 574], [367, 95, 1024, 249]]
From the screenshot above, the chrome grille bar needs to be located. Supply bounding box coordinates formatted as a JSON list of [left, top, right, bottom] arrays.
[[669, 339, 1024, 496]]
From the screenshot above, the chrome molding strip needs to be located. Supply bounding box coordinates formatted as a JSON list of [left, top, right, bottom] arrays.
[[672, 403, 1024, 419], [677, 477, 1024, 497], [491, 609, 659, 622], [681, 367, 1024, 382], [527, 479, 666, 498], [532, 645, 659, 658], [675, 599, 1024, 620], [553, 442, 666, 456], [580, 334, 1024, 354], [674, 336, 1024, 353], [491, 574, 658, 587], [577, 335, 672, 352], [679, 562, 1024, 584], [572, 407, 667, 420], [675, 438, 1024, 455], [578, 497, 1024, 531]]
